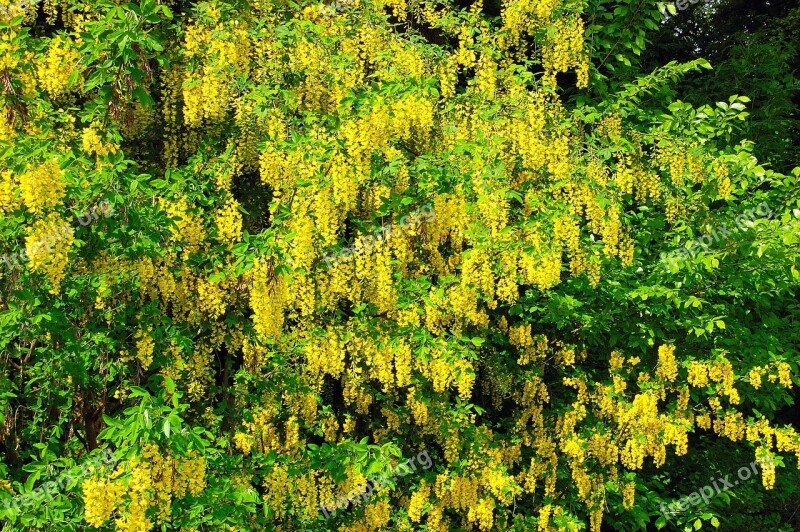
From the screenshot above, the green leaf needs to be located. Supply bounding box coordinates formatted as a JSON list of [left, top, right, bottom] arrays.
[[208, 272, 226, 283], [129, 386, 149, 398], [133, 86, 155, 107]]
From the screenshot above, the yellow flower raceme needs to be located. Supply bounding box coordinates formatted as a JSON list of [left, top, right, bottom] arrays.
[[656, 344, 678, 382], [82, 443, 207, 529], [19, 159, 65, 213], [0, 170, 17, 212], [25, 212, 74, 293], [36, 36, 82, 97], [82, 125, 118, 157], [250, 258, 289, 341], [83, 475, 125, 528], [542, 16, 589, 88]]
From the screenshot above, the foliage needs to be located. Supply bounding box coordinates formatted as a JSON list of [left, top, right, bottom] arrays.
[[642, 0, 800, 173], [0, 0, 799, 531]]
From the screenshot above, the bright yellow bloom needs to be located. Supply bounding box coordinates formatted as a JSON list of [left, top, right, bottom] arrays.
[[36, 36, 82, 97], [656, 344, 678, 382], [19, 160, 65, 213], [25, 212, 74, 293]]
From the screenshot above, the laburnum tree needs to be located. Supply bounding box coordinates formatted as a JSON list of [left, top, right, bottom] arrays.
[[0, 0, 799, 530]]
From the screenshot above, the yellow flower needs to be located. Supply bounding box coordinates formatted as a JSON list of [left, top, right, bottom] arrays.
[[656, 344, 678, 382], [0, 170, 18, 213], [82, 124, 118, 157], [542, 17, 589, 88], [687, 361, 709, 387], [197, 277, 227, 319], [365, 498, 391, 528], [25, 212, 74, 293], [749, 367, 763, 389], [82, 475, 124, 528], [36, 36, 82, 98], [408, 482, 430, 523], [134, 328, 155, 368], [19, 160, 65, 213], [467, 497, 494, 531], [622, 481, 635, 509], [776, 362, 792, 388], [162, 197, 206, 259], [214, 197, 243, 243]]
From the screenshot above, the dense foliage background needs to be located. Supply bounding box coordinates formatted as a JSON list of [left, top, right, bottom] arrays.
[[0, 0, 798, 530]]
